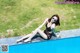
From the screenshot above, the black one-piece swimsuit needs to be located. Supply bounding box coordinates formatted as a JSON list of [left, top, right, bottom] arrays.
[[44, 27, 56, 40]]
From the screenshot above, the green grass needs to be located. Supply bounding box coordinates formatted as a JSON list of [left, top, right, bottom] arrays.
[[0, 0, 80, 38]]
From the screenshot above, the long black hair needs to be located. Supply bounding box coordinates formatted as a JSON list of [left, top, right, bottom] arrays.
[[48, 14, 60, 26]]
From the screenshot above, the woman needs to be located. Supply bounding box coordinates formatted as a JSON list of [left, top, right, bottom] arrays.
[[16, 14, 60, 43]]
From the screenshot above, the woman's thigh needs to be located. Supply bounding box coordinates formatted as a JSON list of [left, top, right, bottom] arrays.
[[37, 29, 48, 39]]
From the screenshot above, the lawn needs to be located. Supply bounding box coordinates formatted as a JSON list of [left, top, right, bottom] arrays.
[[0, 0, 80, 38]]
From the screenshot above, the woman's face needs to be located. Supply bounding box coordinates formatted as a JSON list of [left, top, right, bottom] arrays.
[[51, 16, 58, 23]]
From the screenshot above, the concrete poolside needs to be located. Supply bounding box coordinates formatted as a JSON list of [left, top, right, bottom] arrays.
[[0, 28, 80, 45]]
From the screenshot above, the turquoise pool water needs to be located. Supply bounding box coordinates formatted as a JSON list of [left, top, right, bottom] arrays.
[[7, 36, 80, 53]]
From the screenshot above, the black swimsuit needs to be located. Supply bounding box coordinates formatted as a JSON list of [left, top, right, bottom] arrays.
[[44, 23, 56, 40], [44, 27, 56, 40]]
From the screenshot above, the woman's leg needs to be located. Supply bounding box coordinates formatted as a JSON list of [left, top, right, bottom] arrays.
[[16, 34, 32, 42], [24, 30, 38, 42], [37, 29, 48, 39]]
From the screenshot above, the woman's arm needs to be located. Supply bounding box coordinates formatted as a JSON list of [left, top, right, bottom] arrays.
[[37, 18, 48, 29], [51, 24, 56, 29]]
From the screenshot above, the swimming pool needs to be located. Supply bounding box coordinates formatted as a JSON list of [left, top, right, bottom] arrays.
[[8, 36, 80, 53]]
